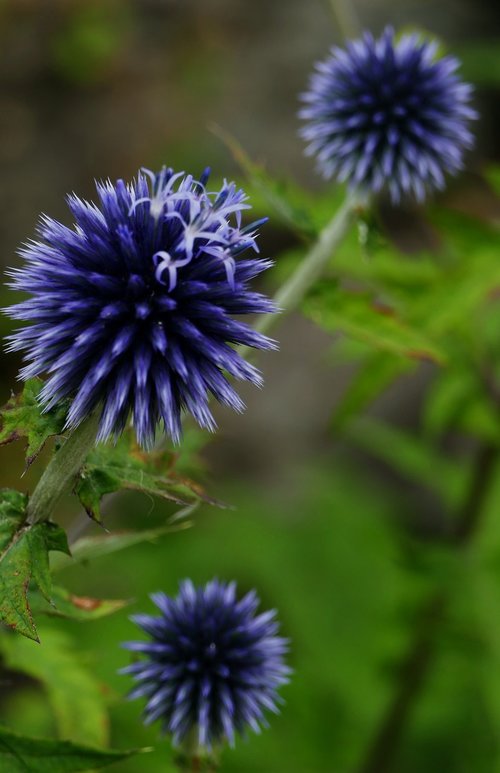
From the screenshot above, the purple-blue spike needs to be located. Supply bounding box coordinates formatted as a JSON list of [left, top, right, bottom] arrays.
[[299, 27, 477, 202], [5, 166, 277, 448], [121, 580, 290, 750]]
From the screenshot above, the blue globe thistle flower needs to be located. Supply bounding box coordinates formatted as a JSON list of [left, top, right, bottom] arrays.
[[299, 27, 477, 202], [121, 580, 290, 749], [5, 168, 276, 448]]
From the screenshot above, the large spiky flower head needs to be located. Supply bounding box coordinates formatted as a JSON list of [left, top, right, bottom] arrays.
[[121, 580, 290, 750], [299, 27, 477, 202], [5, 167, 276, 448]]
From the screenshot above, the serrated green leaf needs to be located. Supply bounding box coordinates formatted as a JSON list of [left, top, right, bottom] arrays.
[[29, 586, 128, 622], [75, 431, 222, 522], [407, 210, 500, 344], [52, 507, 195, 572], [0, 379, 68, 467], [0, 724, 144, 772], [305, 203, 500, 372], [43, 524, 71, 556], [333, 241, 442, 292], [0, 628, 108, 746], [0, 490, 69, 641], [412, 249, 500, 340], [303, 284, 446, 363]]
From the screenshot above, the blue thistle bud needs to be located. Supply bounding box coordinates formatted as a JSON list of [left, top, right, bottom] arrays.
[[121, 580, 290, 750], [299, 27, 477, 202], [5, 168, 277, 448]]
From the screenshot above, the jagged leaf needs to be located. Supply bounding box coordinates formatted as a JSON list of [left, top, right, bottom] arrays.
[[303, 284, 446, 363], [0, 379, 68, 466], [412, 249, 500, 340], [0, 628, 108, 746], [51, 506, 196, 572], [29, 586, 128, 621], [0, 490, 70, 641], [0, 724, 144, 772], [75, 432, 222, 522]]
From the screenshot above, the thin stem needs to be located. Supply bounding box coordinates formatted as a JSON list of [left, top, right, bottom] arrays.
[[26, 413, 100, 525], [329, 0, 362, 39], [358, 442, 499, 773], [174, 730, 219, 772], [252, 193, 363, 342]]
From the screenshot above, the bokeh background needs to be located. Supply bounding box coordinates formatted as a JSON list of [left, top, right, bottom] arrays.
[[1, 1, 500, 771]]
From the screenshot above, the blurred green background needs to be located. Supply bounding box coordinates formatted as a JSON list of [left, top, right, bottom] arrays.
[[2, 1, 500, 771]]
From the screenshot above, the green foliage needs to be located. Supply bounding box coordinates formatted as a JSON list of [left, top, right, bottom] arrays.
[[304, 282, 446, 362], [424, 365, 500, 444], [0, 490, 69, 642], [0, 628, 108, 746], [2, 128, 500, 773], [29, 586, 128, 622], [387, 463, 500, 772], [75, 431, 222, 523], [332, 350, 415, 429], [0, 724, 143, 772], [51, 508, 195, 573], [0, 379, 67, 467], [54, 462, 429, 773], [346, 417, 469, 507], [282, 183, 500, 437]]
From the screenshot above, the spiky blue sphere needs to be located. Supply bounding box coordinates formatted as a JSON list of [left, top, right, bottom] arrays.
[[5, 167, 276, 448], [121, 580, 290, 749], [299, 27, 477, 202]]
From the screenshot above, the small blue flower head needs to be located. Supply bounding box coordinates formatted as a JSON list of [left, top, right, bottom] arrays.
[[121, 580, 290, 750], [5, 167, 276, 448], [299, 27, 477, 202]]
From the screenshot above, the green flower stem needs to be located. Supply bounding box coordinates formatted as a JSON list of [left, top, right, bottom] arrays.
[[26, 413, 100, 525], [250, 192, 364, 346], [329, 0, 362, 39], [174, 731, 219, 772]]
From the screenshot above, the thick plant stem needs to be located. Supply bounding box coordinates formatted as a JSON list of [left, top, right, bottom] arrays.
[[254, 193, 363, 341], [359, 443, 498, 773], [26, 413, 100, 525]]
